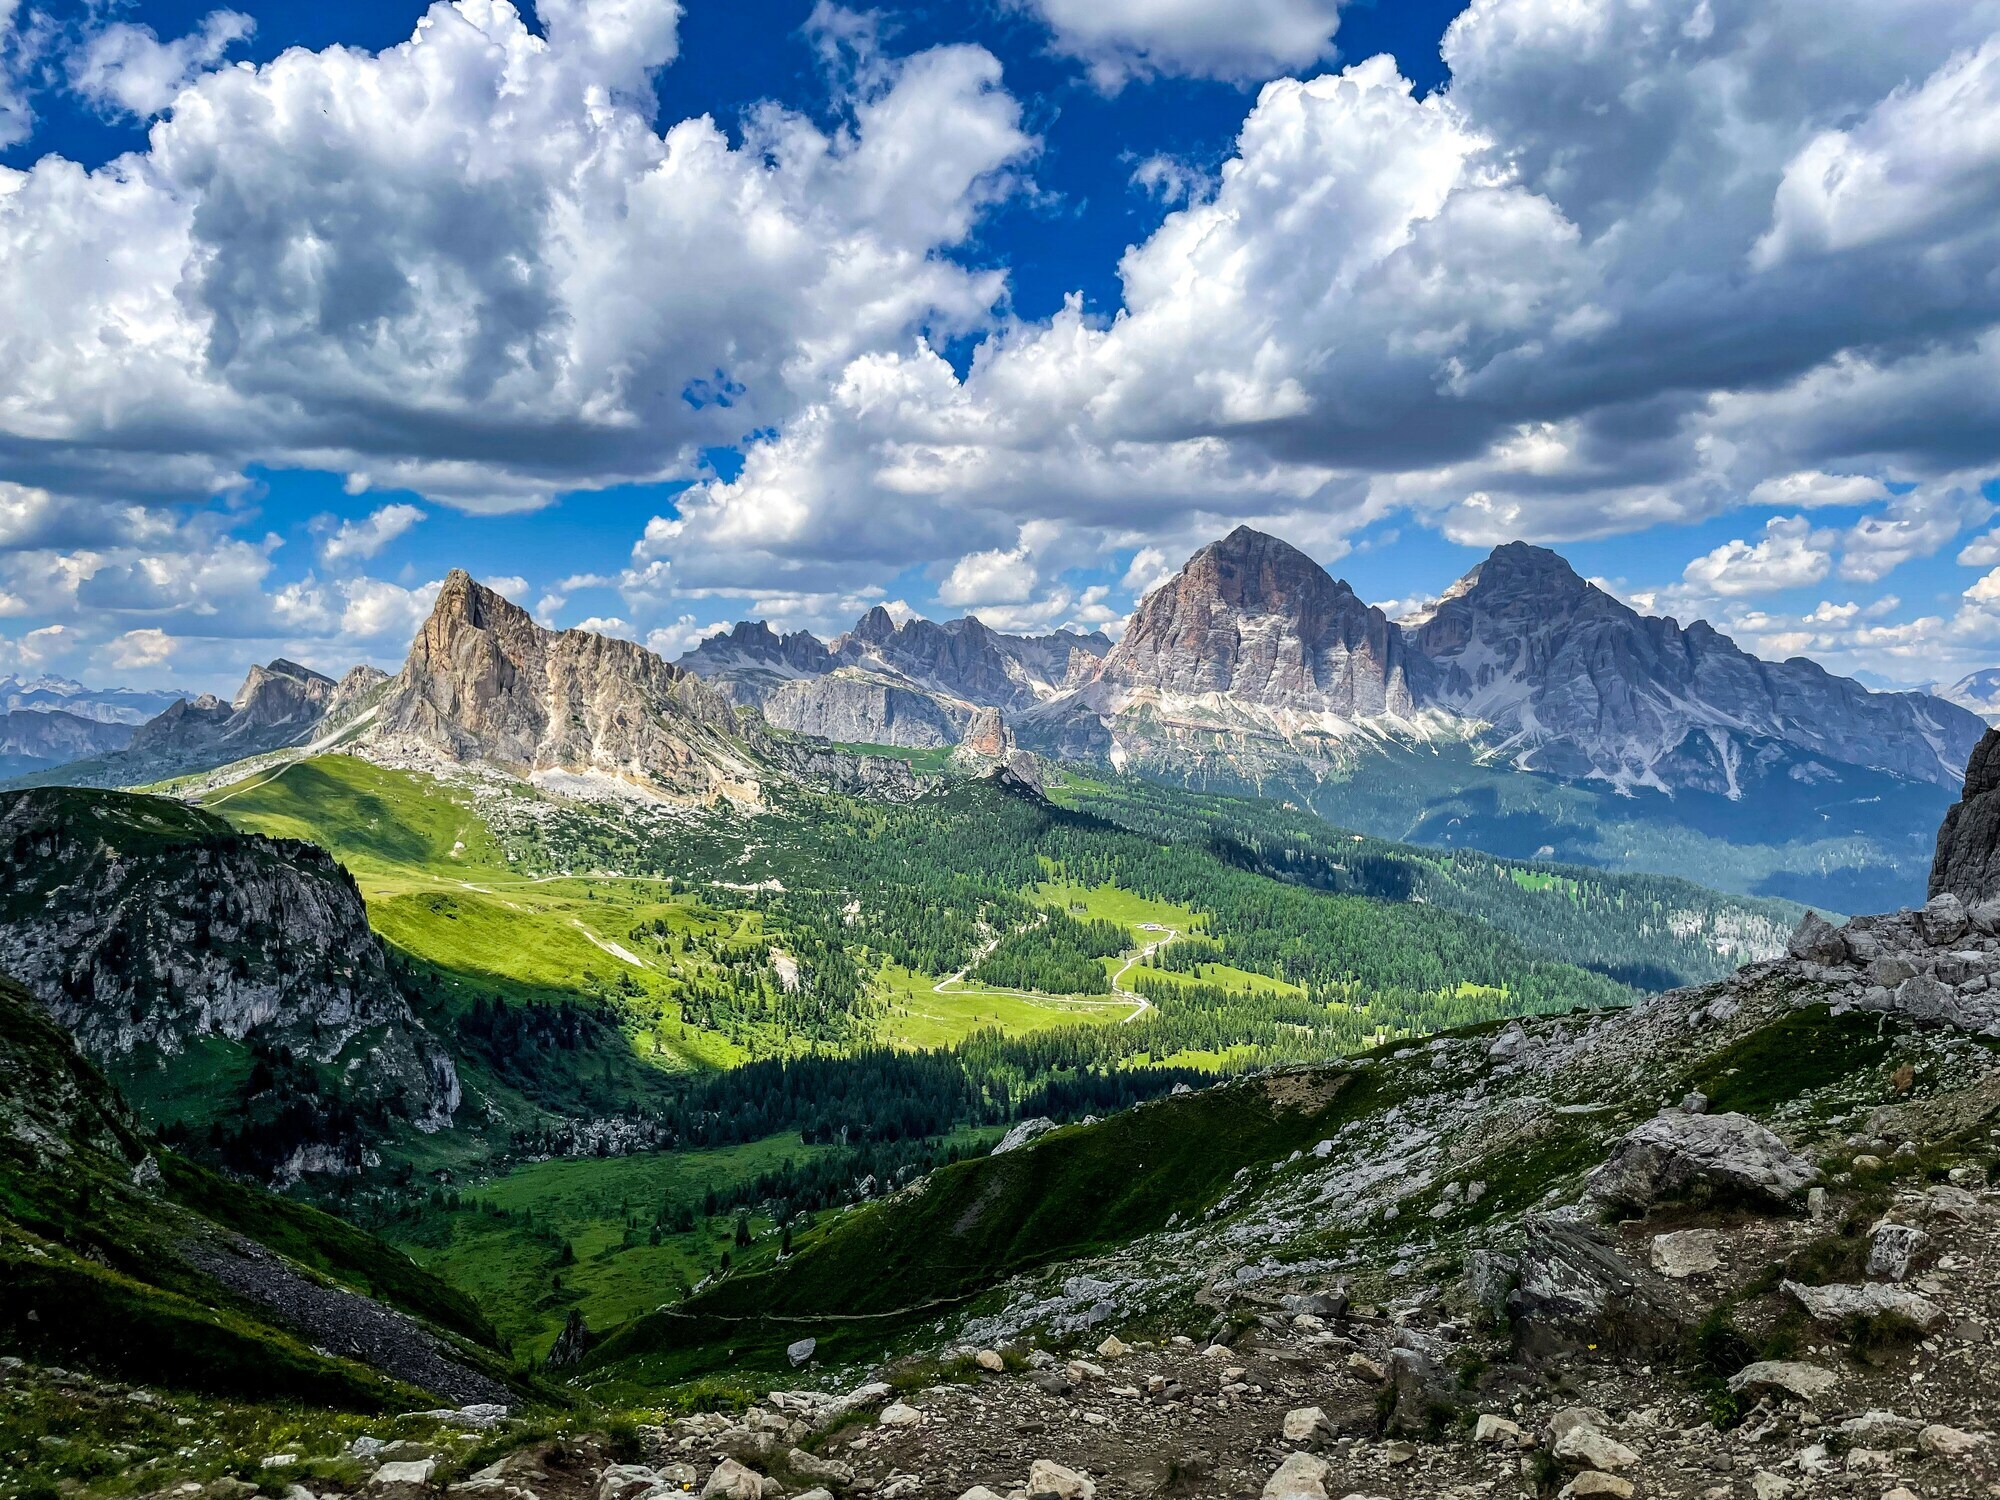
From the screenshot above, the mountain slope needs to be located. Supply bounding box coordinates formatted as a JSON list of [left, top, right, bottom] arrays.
[[0, 672, 187, 725], [0, 787, 460, 1180], [0, 707, 134, 775], [679, 607, 1110, 747], [363, 570, 765, 804], [1940, 667, 2000, 725], [1410, 542, 1983, 793], [0, 971, 519, 1407]]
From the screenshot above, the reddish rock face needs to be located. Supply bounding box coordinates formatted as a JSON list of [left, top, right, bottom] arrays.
[[1096, 525, 1423, 718], [371, 570, 759, 801]]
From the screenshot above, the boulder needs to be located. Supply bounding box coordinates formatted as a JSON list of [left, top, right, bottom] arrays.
[[1922, 893, 1971, 944], [1781, 1280, 1942, 1329], [1028, 1459, 1095, 1500], [597, 1465, 665, 1500], [1893, 973, 1956, 1023], [1260, 1453, 1329, 1500], [1382, 1346, 1459, 1435], [1558, 1477, 1634, 1500], [1787, 912, 1849, 964], [975, 1349, 1005, 1372], [1838, 1410, 1925, 1448], [1464, 1248, 1519, 1318], [783, 1449, 854, 1489], [371, 1461, 436, 1488], [993, 1118, 1058, 1155], [878, 1402, 923, 1427], [700, 1461, 764, 1500], [1587, 1111, 1817, 1211], [1726, 1361, 1839, 1402], [1552, 1423, 1638, 1473], [785, 1337, 816, 1367], [1867, 1222, 1927, 1281], [1281, 1407, 1331, 1443], [1475, 1414, 1526, 1445], [1507, 1221, 1688, 1359], [1648, 1228, 1723, 1279], [1919, 1423, 1987, 1457]]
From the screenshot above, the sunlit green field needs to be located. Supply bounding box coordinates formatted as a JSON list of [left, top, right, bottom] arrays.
[[380, 1128, 999, 1360]]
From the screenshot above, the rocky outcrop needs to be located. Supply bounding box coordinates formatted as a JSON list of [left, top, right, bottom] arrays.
[[1931, 728, 2000, 903], [1765, 893, 2000, 1034], [0, 788, 459, 1173], [1410, 543, 1983, 793], [1587, 1110, 1819, 1210], [364, 572, 763, 805], [761, 673, 970, 748]]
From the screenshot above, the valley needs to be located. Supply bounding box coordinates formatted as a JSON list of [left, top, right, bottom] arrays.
[[1, 539, 1990, 1500]]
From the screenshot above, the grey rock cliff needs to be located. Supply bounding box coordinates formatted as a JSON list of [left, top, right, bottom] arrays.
[[1093, 525, 1423, 720], [761, 674, 970, 748], [0, 788, 459, 1169], [1931, 728, 2000, 903], [1410, 543, 1984, 793]]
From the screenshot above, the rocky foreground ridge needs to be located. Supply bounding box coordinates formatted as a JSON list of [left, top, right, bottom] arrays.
[[61, 846, 1996, 1499]]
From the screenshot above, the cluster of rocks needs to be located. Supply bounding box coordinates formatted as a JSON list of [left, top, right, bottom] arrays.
[[1780, 894, 2000, 1033]]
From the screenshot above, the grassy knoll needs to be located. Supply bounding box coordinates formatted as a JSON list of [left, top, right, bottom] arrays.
[[584, 1067, 1372, 1391]]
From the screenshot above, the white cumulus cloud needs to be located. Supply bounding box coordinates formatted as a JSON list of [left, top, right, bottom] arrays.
[[1015, 0, 1347, 89]]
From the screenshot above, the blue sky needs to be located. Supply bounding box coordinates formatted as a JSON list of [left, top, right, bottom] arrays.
[[4, 0, 2000, 696]]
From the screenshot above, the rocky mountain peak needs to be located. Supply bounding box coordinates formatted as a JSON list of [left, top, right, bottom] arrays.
[[231, 659, 337, 724], [1411, 540, 1985, 792], [1185, 525, 1358, 615], [852, 605, 899, 644], [367, 574, 760, 803], [1095, 527, 1421, 719]]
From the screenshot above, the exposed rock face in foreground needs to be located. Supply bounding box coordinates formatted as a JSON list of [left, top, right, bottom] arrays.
[[1932, 727, 2000, 904], [0, 788, 459, 1175], [365, 571, 764, 804]]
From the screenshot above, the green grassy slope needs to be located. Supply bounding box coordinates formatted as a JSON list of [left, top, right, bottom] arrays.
[[586, 1068, 1371, 1386], [0, 973, 527, 1408]]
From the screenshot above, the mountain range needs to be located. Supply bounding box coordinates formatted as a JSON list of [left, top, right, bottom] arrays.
[[8, 526, 1988, 908], [1940, 667, 2000, 725], [0, 672, 187, 725]]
